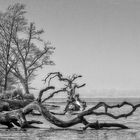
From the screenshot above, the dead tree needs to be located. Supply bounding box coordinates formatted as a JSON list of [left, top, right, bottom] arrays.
[[0, 85, 137, 130], [0, 74, 139, 130], [43, 72, 86, 112]]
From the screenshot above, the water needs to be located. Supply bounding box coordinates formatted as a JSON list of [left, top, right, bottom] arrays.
[[0, 98, 140, 140]]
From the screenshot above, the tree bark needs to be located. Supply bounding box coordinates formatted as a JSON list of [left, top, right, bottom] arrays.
[[20, 79, 30, 94], [0, 84, 139, 130], [0, 101, 131, 129], [24, 66, 30, 94], [3, 72, 8, 91], [23, 81, 30, 94]]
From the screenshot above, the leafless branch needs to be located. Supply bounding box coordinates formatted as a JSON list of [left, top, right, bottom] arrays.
[[41, 88, 67, 103], [37, 86, 55, 103]]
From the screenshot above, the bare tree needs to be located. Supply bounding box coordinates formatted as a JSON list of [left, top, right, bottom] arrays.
[[11, 22, 55, 94], [0, 3, 54, 93], [0, 3, 26, 91], [43, 72, 86, 112]]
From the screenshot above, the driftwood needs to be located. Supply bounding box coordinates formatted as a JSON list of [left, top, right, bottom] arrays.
[[0, 73, 139, 130], [0, 100, 133, 129], [0, 85, 139, 130], [0, 101, 43, 128], [43, 72, 87, 112]]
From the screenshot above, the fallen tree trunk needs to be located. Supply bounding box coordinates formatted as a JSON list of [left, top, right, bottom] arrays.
[[22, 101, 132, 129], [0, 101, 130, 129], [0, 101, 42, 128], [0, 83, 139, 130], [0, 73, 137, 130]]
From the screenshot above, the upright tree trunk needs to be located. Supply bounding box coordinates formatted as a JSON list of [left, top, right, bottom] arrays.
[[20, 78, 30, 94], [23, 80, 30, 94], [4, 71, 8, 91], [4, 43, 11, 92], [23, 63, 30, 94], [4, 76, 7, 91]]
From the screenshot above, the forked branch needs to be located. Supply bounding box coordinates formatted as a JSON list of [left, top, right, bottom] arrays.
[[37, 86, 55, 102], [41, 88, 67, 103]]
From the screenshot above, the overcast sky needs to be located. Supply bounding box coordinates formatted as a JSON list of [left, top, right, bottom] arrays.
[[0, 0, 140, 97]]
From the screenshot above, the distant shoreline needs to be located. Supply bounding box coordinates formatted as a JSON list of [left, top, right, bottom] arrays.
[[46, 97, 140, 104]]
